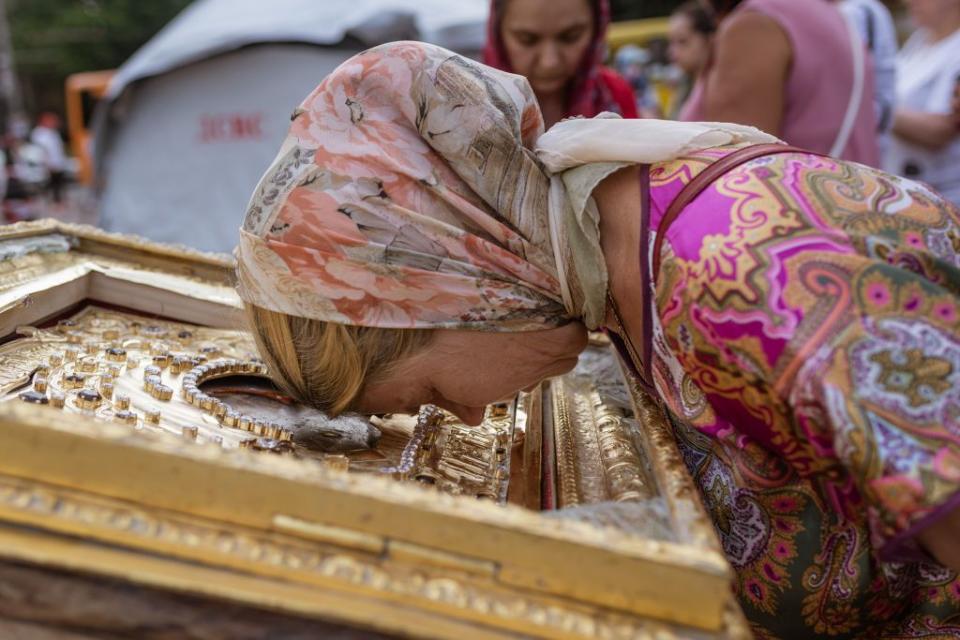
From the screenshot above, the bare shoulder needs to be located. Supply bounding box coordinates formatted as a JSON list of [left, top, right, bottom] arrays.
[[715, 10, 791, 58], [703, 8, 791, 135]]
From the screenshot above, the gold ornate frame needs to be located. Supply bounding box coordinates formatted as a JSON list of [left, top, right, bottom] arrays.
[[0, 221, 746, 639]]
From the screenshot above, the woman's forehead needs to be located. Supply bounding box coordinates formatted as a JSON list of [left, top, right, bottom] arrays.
[[503, 0, 594, 29]]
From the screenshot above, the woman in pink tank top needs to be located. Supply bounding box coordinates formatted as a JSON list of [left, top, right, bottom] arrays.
[[683, 0, 880, 167]]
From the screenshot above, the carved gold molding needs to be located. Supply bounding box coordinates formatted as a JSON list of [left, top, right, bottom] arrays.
[[552, 377, 582, 507], [550, 374, 657, 508], [0, 219, 235, 269], [0, 398, 731, 631], [0, 472, 738, 639]]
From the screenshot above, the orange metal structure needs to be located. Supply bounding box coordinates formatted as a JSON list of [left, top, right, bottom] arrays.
[[64, 70, 115, 185]]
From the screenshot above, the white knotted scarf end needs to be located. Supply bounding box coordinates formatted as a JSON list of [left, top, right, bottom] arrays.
[[536, 116, 781, 329]]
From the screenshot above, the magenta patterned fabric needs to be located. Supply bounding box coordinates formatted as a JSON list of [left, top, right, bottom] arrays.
[[645, 144, 960, 638]]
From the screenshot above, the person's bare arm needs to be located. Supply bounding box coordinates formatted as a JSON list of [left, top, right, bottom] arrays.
[[917, 507, 960, 573], [893, 109, 959, 151], [701, 11, 791, 137]]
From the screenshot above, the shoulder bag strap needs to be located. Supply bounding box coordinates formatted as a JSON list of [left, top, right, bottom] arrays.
[[830, 12, 866, 158]]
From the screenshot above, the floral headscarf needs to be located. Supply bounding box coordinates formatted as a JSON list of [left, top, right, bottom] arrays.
[[236, 42, 777, 331], [238, 42, 568, 331], [482, 0, 619, 118]]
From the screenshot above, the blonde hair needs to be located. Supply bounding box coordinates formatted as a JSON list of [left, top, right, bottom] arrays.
[[245, 304, 434, 415]]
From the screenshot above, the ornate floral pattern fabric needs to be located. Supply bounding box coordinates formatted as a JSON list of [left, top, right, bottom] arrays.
[[237, 42, 566, 331], [648, 146, 960, 638]]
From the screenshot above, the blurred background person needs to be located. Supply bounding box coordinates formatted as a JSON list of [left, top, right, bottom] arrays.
[[29, 112, 67, 211], [838, 0, 899, 153], [612, 44, 662, 117], [2, 130, 47, 222], [886, 0, 960, 206], [684, 0, 879, 166], [484, 0, 638, 127], [668, 0, 716, 120]]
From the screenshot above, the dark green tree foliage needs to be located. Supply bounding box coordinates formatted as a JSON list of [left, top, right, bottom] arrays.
[[9, 0, 193, 113]]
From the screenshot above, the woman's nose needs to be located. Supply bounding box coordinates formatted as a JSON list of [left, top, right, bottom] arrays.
[[536, 42, 564, 72]]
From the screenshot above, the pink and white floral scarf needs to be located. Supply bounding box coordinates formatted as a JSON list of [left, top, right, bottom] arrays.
[[238, 42, 569, 330]]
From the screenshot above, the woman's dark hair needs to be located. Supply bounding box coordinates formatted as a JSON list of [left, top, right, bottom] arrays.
[[673, 1, 717, 36], [493, 0, 599, 18], [703, 0, 743, 17]]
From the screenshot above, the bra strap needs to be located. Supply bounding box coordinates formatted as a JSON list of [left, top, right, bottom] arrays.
[[651, 143, 817, 283]]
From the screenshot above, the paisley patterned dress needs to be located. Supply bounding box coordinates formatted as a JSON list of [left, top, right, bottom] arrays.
[[645, 144, 960, 638]]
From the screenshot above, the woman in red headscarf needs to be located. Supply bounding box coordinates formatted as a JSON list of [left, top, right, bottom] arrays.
[[484, 0, 638, 127]]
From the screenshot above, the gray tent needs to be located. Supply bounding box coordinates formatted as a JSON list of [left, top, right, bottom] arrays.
[[94, 0, 488, 253]]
